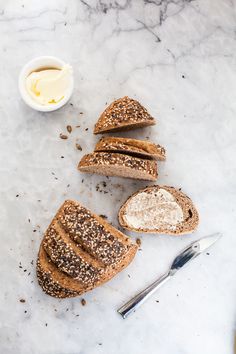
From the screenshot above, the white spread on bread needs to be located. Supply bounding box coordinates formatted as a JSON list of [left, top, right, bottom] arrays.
[[123, 188, 184, 230]]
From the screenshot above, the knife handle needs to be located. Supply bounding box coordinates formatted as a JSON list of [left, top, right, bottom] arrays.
[[117, 272, 171, 319]]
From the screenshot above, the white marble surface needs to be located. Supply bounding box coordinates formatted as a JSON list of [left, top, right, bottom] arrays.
[[0, 1, 236, 353]]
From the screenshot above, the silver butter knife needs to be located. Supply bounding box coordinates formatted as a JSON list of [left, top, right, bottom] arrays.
[[117, 233, 222, 319]]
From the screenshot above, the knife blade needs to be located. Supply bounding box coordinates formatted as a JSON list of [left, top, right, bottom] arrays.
[[117, 233, 222, 319]]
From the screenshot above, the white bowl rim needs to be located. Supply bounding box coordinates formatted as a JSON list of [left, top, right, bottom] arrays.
[[18, 55, 74, 112]]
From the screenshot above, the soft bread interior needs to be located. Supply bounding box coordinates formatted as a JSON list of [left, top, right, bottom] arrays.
[[94, 121, 155, 134], [79, 164, 157, 181]]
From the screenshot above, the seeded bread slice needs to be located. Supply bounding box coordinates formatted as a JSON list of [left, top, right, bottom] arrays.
[[37, 200, 138, 298], [37, 245, 87, 298], [95, 137, 166, 160], [78, 152, 158, 181], [119, 185, 199, 235], [94, 96, 156, 134], [43, 221, 106, 283]]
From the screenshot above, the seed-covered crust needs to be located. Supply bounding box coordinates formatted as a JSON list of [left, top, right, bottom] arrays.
[[43, 223, 105, 283], [57, 201, 132, 266], [37, 246, 85, 298], [78, 152, 158, 181], [37, 200, 138, 298], [95, 137, 166, 160], [119, 185, 199, 235], [94, 96, 156, 134]]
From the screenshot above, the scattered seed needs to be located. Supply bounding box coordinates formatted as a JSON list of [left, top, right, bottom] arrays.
[[76, 143, 82, 151], [60, 133, 68, 140], [66, 125, 72, 133], [81, 298, 86, 306], [136, 238, 141, 247], [19, 299, 26, 303]]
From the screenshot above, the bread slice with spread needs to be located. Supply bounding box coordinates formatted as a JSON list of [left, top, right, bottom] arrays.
[[78, 152, 158, 181], [118, 185, 199, 235], [94, 96, 156, 134], [37, 200, 137, 298], [94, 137, 166, 161]]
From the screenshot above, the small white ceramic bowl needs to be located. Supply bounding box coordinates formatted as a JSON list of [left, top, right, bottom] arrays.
[[18, 56, 74, 112]]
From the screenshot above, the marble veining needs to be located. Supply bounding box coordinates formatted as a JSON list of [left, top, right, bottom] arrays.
[[0, 1, 236, 353]]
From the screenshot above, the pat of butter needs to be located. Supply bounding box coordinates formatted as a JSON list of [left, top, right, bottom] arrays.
[[26, 64, 72, 106]]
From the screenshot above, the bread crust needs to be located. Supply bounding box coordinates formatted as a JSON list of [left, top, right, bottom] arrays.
[[37, 200, 138, 298], [94, 96, 156, 134], [95, 137, 166, 161], [118, 185, 199, 235], [78, 152, 158, 181]]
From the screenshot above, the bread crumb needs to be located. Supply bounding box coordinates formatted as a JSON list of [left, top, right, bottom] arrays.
[[60, 133, 68, 140], [81, 298, 86, 306]]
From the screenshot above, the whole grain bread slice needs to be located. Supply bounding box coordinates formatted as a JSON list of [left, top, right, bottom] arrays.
[[78, 152, 158, 181], [37, 245, 88, 298], [95, 136, 166, 160], [37, 200, 138, 298], [43, 221, 106, 283], [94, 96, 156, 134], [118, 185, 199, 235]]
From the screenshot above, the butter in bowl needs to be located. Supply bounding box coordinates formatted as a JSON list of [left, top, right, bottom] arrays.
[[18, 56, 74, 112]]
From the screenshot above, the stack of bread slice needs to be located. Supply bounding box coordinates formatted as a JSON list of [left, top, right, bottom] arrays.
[[37, 200, 137, 298], [78, 96, 165, 181]]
